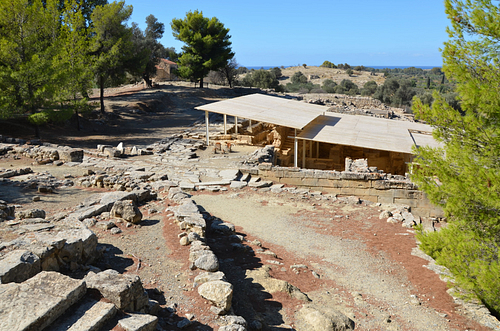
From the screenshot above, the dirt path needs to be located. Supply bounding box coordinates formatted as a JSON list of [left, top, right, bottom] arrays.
[[192, 190, 489, 331]]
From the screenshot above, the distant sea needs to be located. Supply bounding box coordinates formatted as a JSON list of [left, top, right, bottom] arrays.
[[244, 65, 439, 70]]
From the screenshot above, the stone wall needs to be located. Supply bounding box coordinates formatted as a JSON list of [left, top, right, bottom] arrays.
[[252, 164, 443, 218]]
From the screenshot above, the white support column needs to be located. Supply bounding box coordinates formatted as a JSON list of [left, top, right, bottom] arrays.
[[224, 114, 227, 135], [235, 116, 238, 134], [302, 140, 306, 168], [205, 111, 210, 146], [294, 129, 298, 168], [249, 119, 252, 133]]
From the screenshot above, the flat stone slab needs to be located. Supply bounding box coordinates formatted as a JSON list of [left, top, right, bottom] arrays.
[[194, 180, 231, 186], [118, 313, 158, 331], [230, 181, 247, 189], [0, 249, 41, 284], [0, 271, 86, 331], [218, 169, 241, 181], [51, 297, 117, 331]]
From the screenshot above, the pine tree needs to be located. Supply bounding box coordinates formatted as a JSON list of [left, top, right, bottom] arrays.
[[411, 0, 500, 313], [90, 1, 134, 113], [171, 10, 234, 88], [0, 0, 60, 120]]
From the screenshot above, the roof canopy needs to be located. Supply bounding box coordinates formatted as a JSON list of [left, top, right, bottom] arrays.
[[195, 93, 327, 129], [196, 93, 440, 154], [297, 113, 440, 154]]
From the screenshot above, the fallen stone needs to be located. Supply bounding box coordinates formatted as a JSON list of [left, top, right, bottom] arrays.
[[118, 313, 158, 331], [194, 271, 226, 285], [85, 269, 149, 311], [0, 271, 86, 331], [247, 180, 272, 188], [230, 181, 247, 189], [0, 249, 41, 284], [295, 305, 355, 331], [16, 208, 46, 220], [219, 169, 241, 181], [110, 200, 143, 224], [194, 251, 219, 272], [59, 148, 84, 163], [197, 280, 233, 314]]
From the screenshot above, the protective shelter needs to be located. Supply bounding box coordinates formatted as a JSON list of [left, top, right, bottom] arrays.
[[195, 93, 439, 175]]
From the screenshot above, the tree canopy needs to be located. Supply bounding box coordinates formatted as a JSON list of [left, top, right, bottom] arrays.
[[411, 0, 500, 313], [171, 10, 234, 88]]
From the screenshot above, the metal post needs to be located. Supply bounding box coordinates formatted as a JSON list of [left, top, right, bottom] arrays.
[[235, 116, 238, 134], [302, 140, 306, 168], [316, 141, 320, 158], [294, 130, 298, 168], [224, 114, 227, 135], [205, 111, 209, 146], [309, 140, 312, 158]]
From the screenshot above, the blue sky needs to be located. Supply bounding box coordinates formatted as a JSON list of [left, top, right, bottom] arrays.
[[124, 0, 449, 67]]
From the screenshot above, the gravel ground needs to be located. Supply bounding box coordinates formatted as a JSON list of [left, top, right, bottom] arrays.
[[192, 190, 491, 331]]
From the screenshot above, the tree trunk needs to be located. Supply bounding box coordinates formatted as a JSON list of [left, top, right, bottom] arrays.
[[199, 77, 203, 89], [99, 75, 105, 114], [75, 110, 80, 131]]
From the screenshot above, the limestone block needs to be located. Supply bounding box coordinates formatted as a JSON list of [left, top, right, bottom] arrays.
[[15, 208, 46, 220], [50, 297, 117, 331], [194, 271, 226, 285], [59, 148, 84, 163], [229, 181, 247, 189], [194, 251, 219, 272], [197, 280, 233, 313], [118, 313, 158, 331], [57, 228, 98, 265], [110, 200, 143, 224], [0, 249, 41, 284], [85, 269, 149, 311], [219, 169, 241, 181], [295, 305, 355, 331], [0, 271, 86, 331]]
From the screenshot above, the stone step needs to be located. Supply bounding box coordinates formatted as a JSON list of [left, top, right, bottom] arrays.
[[49, 295, 117, 331], [0, 271, 86, 331]]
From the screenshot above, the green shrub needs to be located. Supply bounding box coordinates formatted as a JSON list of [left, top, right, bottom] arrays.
[[418, 224, 500, 315], [321, 79, 337, 93], [291, 71, 308, 84]]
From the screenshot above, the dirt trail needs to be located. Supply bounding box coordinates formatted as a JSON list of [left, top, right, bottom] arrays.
[[192, 191, 489, 331]]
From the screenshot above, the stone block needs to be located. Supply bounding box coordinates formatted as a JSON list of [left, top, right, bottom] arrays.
[[0, 271, 86, 331], [197, 280, 233, 314], [85, 269, 149, 312], [118, 313, 158, 331], [110, 200, 143, 224], [51, 297, 117, 331], [301, 178, 319, 187], [59, 148, 84, 163], [394, 198, 418, 208], [0, 249, 41, 284]]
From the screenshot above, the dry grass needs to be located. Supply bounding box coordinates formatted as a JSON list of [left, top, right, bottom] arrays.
[[279, 65, 386, 87]]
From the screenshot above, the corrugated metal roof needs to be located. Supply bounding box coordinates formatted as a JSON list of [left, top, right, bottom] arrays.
[[297, 113, 440, 154], [195, 94, 327, 129]]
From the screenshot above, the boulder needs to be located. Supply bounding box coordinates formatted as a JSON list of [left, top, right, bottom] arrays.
[[295, 305, 355, 331], [197, 280, 233, 314], [194, 251, 219, 272], [111, 200, 143, 224], [0, 249, 41, 283]]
